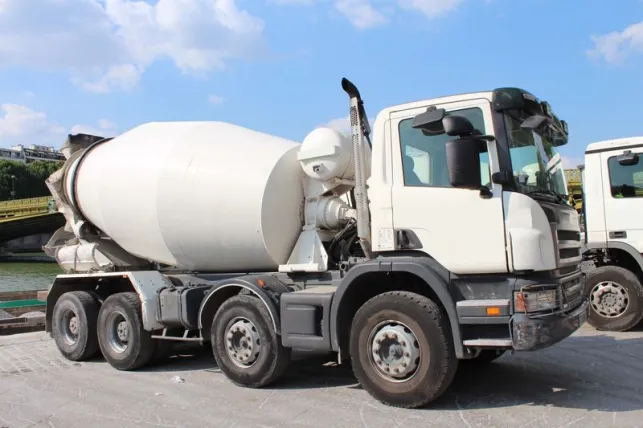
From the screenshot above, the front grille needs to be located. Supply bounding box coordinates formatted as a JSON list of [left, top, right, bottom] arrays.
[[558, 230, 580, 241], [561, 276, 584, 309], [560, 248, 580, 259]]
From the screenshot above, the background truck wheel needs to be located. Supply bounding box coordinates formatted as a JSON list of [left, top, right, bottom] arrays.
[[211, 295, 291, 388], [585, 265, 643, 332], [96, 292, 156, 370], [52, 291, 100, 361], [349, 291, 458, 409]]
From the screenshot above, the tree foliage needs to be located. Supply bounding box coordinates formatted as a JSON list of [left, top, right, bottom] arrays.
[[0, 160, 63, 201]]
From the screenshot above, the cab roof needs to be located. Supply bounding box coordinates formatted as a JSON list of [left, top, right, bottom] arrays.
[[585, 136, 643, 154], [379, 91, 494, 116]]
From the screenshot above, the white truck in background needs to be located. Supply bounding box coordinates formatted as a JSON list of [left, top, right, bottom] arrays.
[[41, 78, 588, 409], [578, 136, 643, 331]]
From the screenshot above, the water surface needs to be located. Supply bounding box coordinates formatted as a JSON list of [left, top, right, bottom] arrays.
[[0, 258, 62, 292]]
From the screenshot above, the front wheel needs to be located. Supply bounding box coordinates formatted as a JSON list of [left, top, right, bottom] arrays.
[[585, 265, 643, 332], [349, 291, 458, 409], [211, 295, 291, 388]]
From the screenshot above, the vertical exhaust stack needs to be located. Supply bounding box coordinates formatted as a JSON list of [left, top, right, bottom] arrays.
[[341, 77, 373, 259]]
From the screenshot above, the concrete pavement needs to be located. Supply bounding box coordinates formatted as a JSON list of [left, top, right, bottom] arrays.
[[1, 325, 643, 428]]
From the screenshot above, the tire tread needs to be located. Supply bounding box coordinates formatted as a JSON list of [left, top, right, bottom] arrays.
[[586, 265, 643, 332], [350, 291, 458, 409], [52, 290, 100, 361]]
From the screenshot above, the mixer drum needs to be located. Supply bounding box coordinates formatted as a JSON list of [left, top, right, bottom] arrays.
[[67, 121, 305, 271]]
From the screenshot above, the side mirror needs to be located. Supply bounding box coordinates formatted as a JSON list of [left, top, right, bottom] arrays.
[[411, 107, 446, 135], [617, 150, 639, 166], [443, 115, 474, 137], [446, 137, 483, 190]]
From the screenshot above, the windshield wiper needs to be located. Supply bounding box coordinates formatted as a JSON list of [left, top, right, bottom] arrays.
[[527, 189, 566, 204]]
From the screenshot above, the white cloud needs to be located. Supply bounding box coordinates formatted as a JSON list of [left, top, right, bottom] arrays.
[[322, 115, 374, 136], [324, 116, 352, 134], [0, 0, 266, 93], [334, 0, 387, 29], [269, 0, 315, 4], [561, 155, 584, 170], [331, 0, 464, 29], [587, 21, 643, 64], [0, 103, 116, 148], [0, 104, 66, 147], [98, 119, 116, 130], [73, 64, 143, 94], [396, 0, 463, 18], [208, 94, 225, 104], [70, 118, 118, 137]]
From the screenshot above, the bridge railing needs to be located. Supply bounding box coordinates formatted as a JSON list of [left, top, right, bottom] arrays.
[[0, 196, 54, 219]]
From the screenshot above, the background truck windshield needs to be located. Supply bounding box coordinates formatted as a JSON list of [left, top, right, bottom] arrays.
[[504, 113, 568, 198]]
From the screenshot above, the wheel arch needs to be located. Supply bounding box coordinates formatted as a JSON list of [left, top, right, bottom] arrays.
[[45, 273, 133, 332], [607, 242, 643, 279], [46, 271, 174, 333], [198, 275, 287, 341], [329, 255, 464, 358]]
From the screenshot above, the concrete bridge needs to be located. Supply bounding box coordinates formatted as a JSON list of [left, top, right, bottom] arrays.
[[0, 196, 64, 253]]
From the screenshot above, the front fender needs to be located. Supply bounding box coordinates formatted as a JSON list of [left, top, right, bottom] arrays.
[[329, 256, 464, 358]]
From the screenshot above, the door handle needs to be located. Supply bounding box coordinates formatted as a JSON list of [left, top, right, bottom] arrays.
[[609, 231, 627, 239]]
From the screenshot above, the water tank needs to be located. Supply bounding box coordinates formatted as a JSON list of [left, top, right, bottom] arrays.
[[66, 121, 304, 272], [298, 127, 354, 182]]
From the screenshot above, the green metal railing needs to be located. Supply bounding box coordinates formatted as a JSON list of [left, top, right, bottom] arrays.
[[0, 299, 44, 309]]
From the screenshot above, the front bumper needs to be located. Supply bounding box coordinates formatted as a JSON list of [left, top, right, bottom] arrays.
[[510, 297, 589, 351]]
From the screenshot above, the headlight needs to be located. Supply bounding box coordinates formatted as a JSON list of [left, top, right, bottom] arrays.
[[514, 289, 558, 313]]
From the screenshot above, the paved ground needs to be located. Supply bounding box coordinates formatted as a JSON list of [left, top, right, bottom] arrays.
[[1, 325, 643, 428]]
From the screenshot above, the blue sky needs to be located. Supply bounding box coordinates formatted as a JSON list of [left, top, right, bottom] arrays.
[[0, 0, 641, 170]]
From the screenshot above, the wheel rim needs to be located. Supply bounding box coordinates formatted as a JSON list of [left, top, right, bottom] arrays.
[[367, 320, 421, 383], [590, 280, 629, 318], [61, 308, 80, 346], [225, 317, 262, 368], [106, 311, 130, 354]]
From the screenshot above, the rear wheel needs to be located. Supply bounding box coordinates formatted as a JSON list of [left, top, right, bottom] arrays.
[[349, 291, 458, 409], [211, 295, 291, 388], [585, 265, 643, 332], [52, 291, 100, 361], [97, 292, 156, 370]]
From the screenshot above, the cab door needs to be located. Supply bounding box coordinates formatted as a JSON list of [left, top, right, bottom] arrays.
[[601, 148, 643, 254], [390, 98, 507, 274]]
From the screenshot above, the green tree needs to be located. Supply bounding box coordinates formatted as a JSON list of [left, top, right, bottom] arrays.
[[0, 160, 63, 201]]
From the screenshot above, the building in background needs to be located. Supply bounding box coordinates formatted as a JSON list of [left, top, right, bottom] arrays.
[[0, 144, 65, 163]]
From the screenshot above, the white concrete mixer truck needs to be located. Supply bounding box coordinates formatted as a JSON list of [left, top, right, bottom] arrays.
[[41, 78, 588, 409]]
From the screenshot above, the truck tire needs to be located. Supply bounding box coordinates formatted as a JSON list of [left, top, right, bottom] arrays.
[[96, 292, 156, 370], [211, 295, 291, 388], [51, 291, 100, 361], [349, 291, 458, 408], [585, 265, 643, 332]]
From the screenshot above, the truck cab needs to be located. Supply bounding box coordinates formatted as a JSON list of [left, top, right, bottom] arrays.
[[369, 88, 580, 276], [581, 136, 643, 331]]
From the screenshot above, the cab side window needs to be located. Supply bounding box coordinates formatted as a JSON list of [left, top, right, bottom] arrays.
[[398, 107, 490, 187], [608, 155, 643, 198]]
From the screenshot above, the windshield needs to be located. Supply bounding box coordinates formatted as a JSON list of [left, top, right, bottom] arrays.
[[504, 113, 568, 201]]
